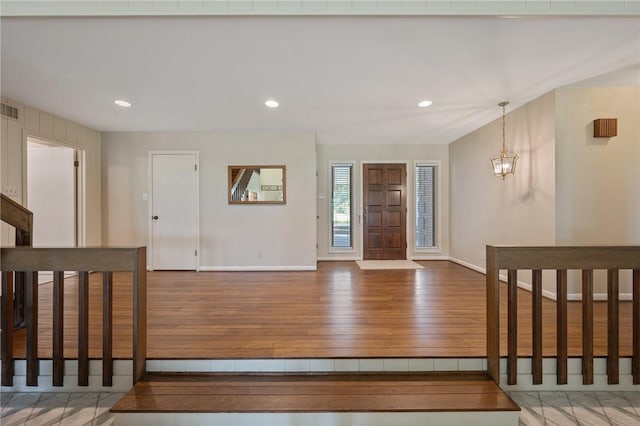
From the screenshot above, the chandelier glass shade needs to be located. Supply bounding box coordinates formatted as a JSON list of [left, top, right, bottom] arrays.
[[491, 101, 518, 179]]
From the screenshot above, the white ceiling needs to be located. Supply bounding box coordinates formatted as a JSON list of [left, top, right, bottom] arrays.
[[1, 16, 639, 144]]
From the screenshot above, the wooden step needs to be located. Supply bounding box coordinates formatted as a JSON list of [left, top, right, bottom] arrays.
[[111, 372, 520, 425]]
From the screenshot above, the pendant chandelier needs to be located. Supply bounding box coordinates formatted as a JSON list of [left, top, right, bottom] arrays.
[[490, 101, 519, 179]]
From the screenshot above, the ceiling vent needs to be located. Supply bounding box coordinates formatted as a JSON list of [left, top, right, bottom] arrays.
[[1, 102, 19, 120]]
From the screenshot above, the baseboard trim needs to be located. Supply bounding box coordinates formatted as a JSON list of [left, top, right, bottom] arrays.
[[409, 255, 450, 261], [145, 357, 488, 374], [317, 256, 360, 261], [199, 265, 317, 271]]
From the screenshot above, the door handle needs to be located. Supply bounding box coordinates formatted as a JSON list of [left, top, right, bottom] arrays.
[[152, 215, 159, 220]]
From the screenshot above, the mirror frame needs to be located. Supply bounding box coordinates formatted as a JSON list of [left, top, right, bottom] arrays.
[[228, 165, 286, 205]]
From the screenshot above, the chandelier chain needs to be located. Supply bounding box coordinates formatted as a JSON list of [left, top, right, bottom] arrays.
[[501, 102, 506, 154]]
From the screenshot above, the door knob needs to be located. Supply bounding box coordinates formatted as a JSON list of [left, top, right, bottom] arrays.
[[152, 215, 159, 220]]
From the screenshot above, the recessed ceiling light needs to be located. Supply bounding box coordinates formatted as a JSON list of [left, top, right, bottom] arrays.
[[265, 99, 279, 108], [418, 100, 433, 108], [114, 100, 132, 108]]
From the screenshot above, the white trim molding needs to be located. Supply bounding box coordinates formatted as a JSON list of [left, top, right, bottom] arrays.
[[317, 256, 360, 261], [199, 265, 317, 271], [3, 0, 639, 17]]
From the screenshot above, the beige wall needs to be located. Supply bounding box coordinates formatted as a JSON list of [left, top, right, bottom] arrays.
[[101, 131, 317, 270], [555, 87, 640, 245], [317, 143, 450, 260], [555, 87, 640, 296], [450, 86, 639, 298], [449, 91, 557, 291]]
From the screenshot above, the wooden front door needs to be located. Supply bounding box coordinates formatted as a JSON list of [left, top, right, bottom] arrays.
[[363, 163, 406, 260]]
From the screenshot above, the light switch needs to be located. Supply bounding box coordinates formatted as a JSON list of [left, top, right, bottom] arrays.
[[142, 193, 148, 201]]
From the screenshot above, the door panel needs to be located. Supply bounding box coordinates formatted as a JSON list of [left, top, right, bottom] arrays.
[[363, 163, 407, 260], [27, 144, 76, 247], [151, 153, 198, 270]]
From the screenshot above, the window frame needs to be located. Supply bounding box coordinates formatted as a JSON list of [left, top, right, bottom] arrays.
[[329, 161, 356, 253], [413, 161, 440, 253]]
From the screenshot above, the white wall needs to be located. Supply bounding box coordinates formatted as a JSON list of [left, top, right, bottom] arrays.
[[316, 143, 450, 260], [101, 131, 317, 270], [0, 97, 102, 246], [449, 91, 557, 291]]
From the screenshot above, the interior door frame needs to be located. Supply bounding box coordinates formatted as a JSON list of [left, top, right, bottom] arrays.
[[147, 151, 200, 271], [359, 160, 409, 260]]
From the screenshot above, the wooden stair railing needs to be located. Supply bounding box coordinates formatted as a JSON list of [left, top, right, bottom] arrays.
[[1, 247, 147, 388], [230, 168, 255, 201], [486, 245, 640, 386], [1, 193, 33, 328]]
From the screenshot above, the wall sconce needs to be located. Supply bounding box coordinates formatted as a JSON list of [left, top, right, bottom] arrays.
[[490, 101, 519, 180], [594, 118, 617, 138]]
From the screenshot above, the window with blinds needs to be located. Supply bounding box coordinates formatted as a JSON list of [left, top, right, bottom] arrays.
[[331, 164, 353, 249], [415, 164, 436, 248]]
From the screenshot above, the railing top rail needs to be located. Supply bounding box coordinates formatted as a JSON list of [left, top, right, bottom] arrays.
[[1, 247, 146, 272], [0, 194, 33, 234], [487, 245, 640, 270]]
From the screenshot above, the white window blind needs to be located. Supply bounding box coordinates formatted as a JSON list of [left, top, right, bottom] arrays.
[[415, 164, 436, 248], [331, 164, 353, 249]]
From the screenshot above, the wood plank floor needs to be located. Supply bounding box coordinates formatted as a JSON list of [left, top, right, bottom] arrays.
[[110, 372, 520, 413], [5, 261, 633, 359]]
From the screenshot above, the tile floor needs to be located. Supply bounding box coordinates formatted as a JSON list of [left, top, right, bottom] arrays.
[[509, 391, 640, 426], [1, 392, 122, 426], [1, 391, 639, 425]]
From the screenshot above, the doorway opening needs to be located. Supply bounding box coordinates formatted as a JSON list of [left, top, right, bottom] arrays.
[[27, 137, 84, 281]]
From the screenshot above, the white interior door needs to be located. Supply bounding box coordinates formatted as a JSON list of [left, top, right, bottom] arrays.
[[27, 142, 76, 247], [151, 153, 199, 270]]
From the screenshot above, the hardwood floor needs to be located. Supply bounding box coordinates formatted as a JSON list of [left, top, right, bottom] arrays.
[[111, 372, 519, 413], [5, 261, 633, 359]]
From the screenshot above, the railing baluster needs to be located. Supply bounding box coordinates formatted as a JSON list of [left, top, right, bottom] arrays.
[[485, 247, 500, 384], [582, 269, 594, 385], [78, 271, 90, 386], [507, 269, 518, 385], [634, 269, 639, 385], [53, 271, 65, 386], [631, 269, 640, 385], [532, 269, 543, 385], [607, 269, 619, 385], [25, 271, 38, 386], [13, 272, 25, 328], [1, 272, 15, 386], [133, 247, 148, 385], [103, 272, 113, 387], [556, 269, 568, 384]]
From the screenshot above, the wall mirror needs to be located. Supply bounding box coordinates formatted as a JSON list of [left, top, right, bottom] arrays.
[[228, 165, 286, 204]]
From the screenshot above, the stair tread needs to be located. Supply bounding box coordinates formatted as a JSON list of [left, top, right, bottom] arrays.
[[111, 372, 520, 413]]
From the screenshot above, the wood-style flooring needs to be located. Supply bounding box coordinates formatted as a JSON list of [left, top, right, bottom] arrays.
[[6, 261, 633, 359], [110, 372, 519, 413]]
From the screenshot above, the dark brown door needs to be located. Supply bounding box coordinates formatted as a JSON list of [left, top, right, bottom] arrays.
[[363, 163, 406, 260]]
